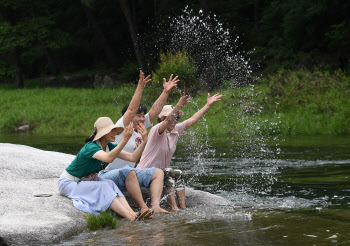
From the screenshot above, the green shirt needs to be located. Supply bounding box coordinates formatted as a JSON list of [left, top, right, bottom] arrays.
[[66, 141, 117, 178]]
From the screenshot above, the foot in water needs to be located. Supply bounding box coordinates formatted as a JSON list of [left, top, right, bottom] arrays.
[[153, 207, 170, 213], [169, 206, 180, 212]]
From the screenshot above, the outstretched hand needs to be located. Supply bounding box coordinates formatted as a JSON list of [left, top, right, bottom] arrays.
[[207, 93, 223, 106], [136, 123, 148, 142], [123, 122, 134, 142], [163, 74, 179, 93], [138, 70, 152, 88], [179, 92, 192, 106]]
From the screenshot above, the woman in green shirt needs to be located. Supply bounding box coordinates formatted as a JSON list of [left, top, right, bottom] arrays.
[[58, 117, 152, 221]]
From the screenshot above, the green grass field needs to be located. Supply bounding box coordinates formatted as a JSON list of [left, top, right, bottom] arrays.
[[1, 69, 349, 137]]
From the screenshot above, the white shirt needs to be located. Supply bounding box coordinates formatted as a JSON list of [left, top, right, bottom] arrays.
[[105, 113, 153, 170]]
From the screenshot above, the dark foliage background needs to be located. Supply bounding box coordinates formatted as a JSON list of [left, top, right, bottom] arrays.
[[1, 0, 349, 88]]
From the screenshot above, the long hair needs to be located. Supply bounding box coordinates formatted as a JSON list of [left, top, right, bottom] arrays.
[[85, 127, 97, 143]]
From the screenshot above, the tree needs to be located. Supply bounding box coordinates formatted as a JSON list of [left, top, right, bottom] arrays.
[[81, 0, 119, 69], [0, 0, 71, 87], [119, 0, 144, 70], [0, 1, 26, 88], [257, 0, 350, 70]]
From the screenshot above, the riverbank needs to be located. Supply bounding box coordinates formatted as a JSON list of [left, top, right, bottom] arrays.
[[0, 143, 233, 245], [0, 69, 349, 137]]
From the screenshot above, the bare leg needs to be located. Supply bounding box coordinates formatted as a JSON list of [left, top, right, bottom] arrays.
[[176, 188, 186, 209], [109, 196, 136, 221], [125, 170, 148, 210], [149, 169, 169, 213], [117, 196, 135, 214], [167, 187, 179, 211]]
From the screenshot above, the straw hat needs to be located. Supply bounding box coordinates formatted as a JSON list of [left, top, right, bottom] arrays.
[[93, 117, 124, 141], [158, 105, 183, 118]]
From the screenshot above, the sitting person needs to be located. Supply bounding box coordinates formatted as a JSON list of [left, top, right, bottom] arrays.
[[137, 92, 223, 211], [108, 72, 179, 169], [58, 117, 153, 221], [100, 71, 178, 213]]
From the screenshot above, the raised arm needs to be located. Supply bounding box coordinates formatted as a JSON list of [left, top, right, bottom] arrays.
[[95, 123, 135, 163], [158, 92, 192, 134], [117, 123, 148, 162], [185, 93, 223, 130], [123, 70, 151, 126], [148, 74, 179, 122]]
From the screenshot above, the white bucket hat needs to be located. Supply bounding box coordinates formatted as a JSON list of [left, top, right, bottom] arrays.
[[92, 117, 124, 141], [158, 105, 183, 118]]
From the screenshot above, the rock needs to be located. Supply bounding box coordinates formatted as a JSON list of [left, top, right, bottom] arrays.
[[43, 76, 59, 85], [0, 143, 234, 245], [17, 125, 30, 132], [110, 73, 122, 86], [62, 75, 93, 87], [0, 144, 86, 246], [93, 74, 103, 88], [124, 187, 232, 210], [102, 75, 114, 88], [94, 73, 123, 88]]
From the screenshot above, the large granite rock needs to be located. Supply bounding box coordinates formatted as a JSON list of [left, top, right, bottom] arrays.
[[0, 143, 86, 246], [0, 143, 233, 245]]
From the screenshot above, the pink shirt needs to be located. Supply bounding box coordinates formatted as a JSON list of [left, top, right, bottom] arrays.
[[136, 121, 187, 169]]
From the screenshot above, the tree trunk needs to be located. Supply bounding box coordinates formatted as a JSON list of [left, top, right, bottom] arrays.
[[13, 47, 24, 88], [4, 6, 24, 88], [82, 4, 119, 69], [119, 0, 144, 71], [254, 0, 260, 29], [43, 46, 58, 76]]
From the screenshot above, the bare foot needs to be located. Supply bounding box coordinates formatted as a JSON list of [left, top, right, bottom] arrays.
[[169, 207, 180, 212], [153, 207, 170, 213]]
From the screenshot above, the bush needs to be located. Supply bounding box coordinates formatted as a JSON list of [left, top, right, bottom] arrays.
[[84, 210, 120, 231], [148, 50, 200, 101]]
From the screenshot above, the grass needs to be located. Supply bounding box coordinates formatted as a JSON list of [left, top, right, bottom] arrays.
[[0, 69, 349, 137], [84, 209, 120, 231], [0, 86, 134, 135]]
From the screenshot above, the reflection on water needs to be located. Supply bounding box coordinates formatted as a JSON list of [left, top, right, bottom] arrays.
[[0, 133, 84, 154], [1, 133, 350, 245]]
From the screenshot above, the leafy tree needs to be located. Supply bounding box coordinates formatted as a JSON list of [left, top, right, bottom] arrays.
[[0, 0, 71, 87], [257, 0, 350, 70]]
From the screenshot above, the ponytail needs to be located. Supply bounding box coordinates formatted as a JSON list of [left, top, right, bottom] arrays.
[[85, 127, 97, 143]]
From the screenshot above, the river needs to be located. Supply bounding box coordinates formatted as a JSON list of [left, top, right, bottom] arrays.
[[1, 133, 349, 245]]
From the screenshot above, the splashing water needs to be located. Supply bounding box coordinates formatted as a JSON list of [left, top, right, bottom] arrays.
[[147, 6, 257, 89], [145, 7, 282, 203]]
